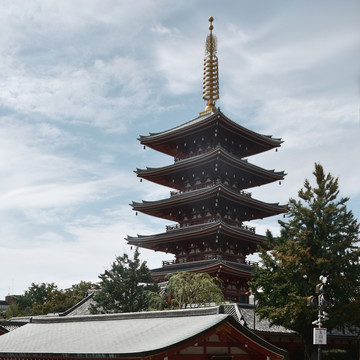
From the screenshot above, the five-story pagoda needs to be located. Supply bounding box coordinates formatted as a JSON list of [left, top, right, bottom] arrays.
[[127, 17, 286, 303]]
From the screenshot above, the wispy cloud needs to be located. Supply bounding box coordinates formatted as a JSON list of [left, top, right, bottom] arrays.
[[0, 0, 359, 298]]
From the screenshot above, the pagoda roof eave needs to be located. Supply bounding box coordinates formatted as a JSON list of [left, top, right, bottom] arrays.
[[126, 221, 265, 247], [143, 112, 213, 138], [151, 259, 253, 278], [136, 146, 285, 180], [139, 110, 282, 148], [131, 183, 286, 216]]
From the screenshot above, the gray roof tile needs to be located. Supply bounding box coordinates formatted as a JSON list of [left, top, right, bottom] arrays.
[[0, 309, 228, 355]]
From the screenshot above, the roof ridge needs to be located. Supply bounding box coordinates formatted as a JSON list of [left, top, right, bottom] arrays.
[[59, 291, 95, 317], [32, 306, 224, 324], [140, 111, 216, 139]]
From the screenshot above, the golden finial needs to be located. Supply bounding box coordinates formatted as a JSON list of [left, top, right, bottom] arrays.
[[200, 16, 219, 116]]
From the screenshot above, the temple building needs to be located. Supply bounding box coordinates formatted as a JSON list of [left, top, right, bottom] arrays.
[[127, 17, 286, 303], [0, 306, 287, 360]]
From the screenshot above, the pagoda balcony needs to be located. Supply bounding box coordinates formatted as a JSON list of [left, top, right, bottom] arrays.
[[166, 219, 256, 233], [166, 224, 180, 231], [174, 148, 212, 162], [162, 256, 258, 267], [170, 182, 215, 195], [170, 185, 252, 197]]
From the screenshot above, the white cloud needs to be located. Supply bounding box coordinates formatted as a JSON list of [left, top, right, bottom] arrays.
[[0, 58, 160, 133], [154, 39, 202, 95], [151, 24, 173, 35], [0, 175, 127, 211], [0, 0, 359, 299]]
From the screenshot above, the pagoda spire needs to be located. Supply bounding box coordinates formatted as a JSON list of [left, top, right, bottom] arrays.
[[200, 16, 220, 116]]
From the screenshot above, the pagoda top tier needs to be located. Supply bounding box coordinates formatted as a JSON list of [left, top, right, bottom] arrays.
[[139, 110, 282, 159]]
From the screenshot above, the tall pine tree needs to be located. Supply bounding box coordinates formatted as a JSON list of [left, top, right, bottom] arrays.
[[249, 163, 360, 357], [91, 248, 158, 313]]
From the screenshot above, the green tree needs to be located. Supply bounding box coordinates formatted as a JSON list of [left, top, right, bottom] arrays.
[[60, 281, 94, 311], [8, 281, 93, 317], [249, 163, 360, 358], [165, 272, 224, 309], [91, 248, 158, 313], [147, 272, 224, 310], [3, 302, 21, 319], [15, 282, 57, 315], [39, 281, 93, 315]]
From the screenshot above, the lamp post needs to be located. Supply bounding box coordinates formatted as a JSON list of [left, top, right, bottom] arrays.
[[308, 282, 331, 360]]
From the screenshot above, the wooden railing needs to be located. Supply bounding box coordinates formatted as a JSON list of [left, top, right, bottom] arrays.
[[170, 184, 252, 197], [166, 220, 255, 233], [162, 255, 258, 267], [174, 148, 211, 162]]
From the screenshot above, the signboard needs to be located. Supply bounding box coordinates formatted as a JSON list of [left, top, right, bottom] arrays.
[[313, 328, 327, 345]]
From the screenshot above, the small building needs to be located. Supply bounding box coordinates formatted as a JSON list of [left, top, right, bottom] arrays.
[[0, 300, 9, 315], [0, 306, 287, 360]]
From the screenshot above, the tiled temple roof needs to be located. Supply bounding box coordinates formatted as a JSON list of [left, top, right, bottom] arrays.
[[127, 220, 265, 248], [5, 297, 358, 339], [151, 258, 253, 276], [140, 111, 282, 150], [132, 183, 286, 222], [136, 146, 285, 189], [0, 306, 287, 359]]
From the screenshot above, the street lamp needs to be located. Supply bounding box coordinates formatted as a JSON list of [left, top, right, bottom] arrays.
[[307, 282, 332, 360]]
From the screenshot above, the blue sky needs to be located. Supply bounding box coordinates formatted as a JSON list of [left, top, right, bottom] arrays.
[[0, 0, 359, 299]]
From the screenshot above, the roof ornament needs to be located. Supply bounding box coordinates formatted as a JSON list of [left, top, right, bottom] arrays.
[[200, 16, 220, 116]]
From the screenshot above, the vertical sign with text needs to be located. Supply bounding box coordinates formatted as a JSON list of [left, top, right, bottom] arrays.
[[313, 328, 327, 345]]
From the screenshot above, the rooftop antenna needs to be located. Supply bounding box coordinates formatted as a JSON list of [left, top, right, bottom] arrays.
[[200, 16, 220, 116]]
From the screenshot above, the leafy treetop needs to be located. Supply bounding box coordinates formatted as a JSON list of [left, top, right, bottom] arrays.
[[164, 272, 224, 309], [91, 248, 158, 314], [249, 163, 360, 355], [5, 281, 93, 318]]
